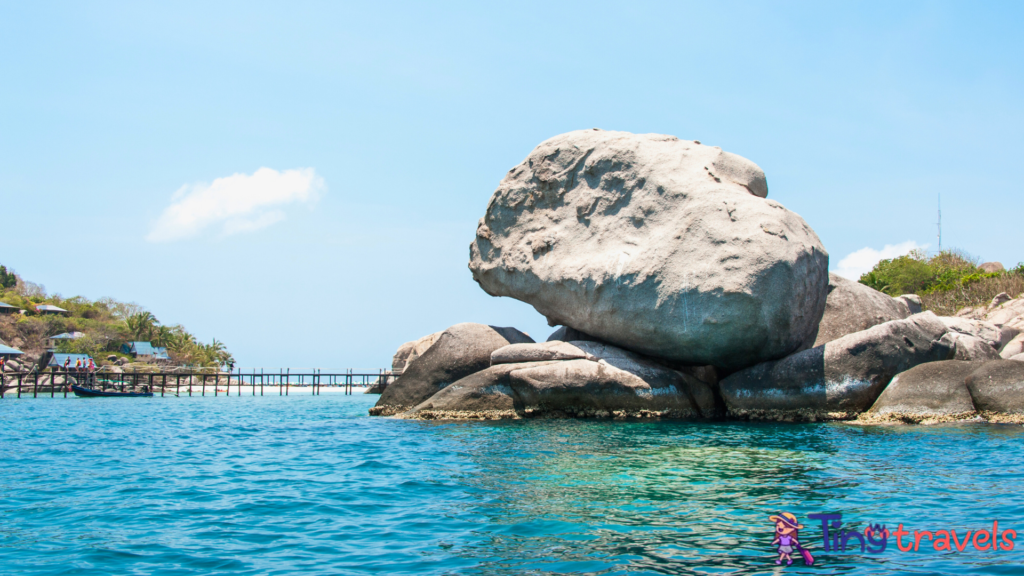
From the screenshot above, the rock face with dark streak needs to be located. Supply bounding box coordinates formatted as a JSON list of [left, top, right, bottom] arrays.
[[468, 129, 829, 369], [806, 273, 911, 348], [370, 323, 533, 416], [720, 312, 954, 420]]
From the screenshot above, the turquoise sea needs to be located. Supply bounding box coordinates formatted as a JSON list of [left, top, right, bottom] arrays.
[[2, 393, 1023, 575]]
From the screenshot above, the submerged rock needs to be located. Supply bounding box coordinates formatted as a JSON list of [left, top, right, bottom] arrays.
[[469, 129, 829, 369], [370, 323, 533, 416], [720, 312, 954, 420]]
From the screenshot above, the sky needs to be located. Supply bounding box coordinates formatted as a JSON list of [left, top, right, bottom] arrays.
[[1, 1, 1022, 369]]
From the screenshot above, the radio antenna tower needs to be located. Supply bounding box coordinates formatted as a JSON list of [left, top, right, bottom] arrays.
[[937, 194, 942, 252]]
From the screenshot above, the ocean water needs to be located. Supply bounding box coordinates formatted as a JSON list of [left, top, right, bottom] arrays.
[[1, 393, 1023, 575]]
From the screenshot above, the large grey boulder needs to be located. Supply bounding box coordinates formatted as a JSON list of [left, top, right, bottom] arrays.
[[864, 361, 980, 421], [807, 273, 912, 347], [469, 129, 829, 369], [370, 323, 533, 416], [965, 360, 1024, 414], [720, 312, 955, 420]]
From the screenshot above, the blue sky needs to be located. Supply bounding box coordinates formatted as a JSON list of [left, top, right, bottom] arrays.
[[1, 1, 1021, 369]]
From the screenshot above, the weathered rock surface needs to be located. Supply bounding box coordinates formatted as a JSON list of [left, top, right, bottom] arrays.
[[863, 361, 980, 421], [1011, 353, 1024, 362], [491, 341, 591, 365], [391, 332, 442, 374], [1001, 334, 1024, 359], [965, 360, 1024, 414], [370, 323, 533, 416], [720, 312, 954, 420], [979, 262, 1005, 273], [508, 358, 716, 418], [403, 362, 556, 419], [939, 317, 1002, 349], [401, 340, 717, 420], [948, 333, 1002, 361], [895, 294, 923, 315], [807, 273, 912, 347], [469, 129, 829, 369], [956, 293, 1024, 333]]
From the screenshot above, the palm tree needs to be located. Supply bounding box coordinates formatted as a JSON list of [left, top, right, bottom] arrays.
[[124, 312, 159, 341]]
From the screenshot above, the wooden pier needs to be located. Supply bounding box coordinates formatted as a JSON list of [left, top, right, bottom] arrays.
[[0, 368, 399, 399]]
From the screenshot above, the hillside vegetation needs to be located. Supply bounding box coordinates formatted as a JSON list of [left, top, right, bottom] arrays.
[[0, 265, 233, 368], [859, 249, 1024, 316]]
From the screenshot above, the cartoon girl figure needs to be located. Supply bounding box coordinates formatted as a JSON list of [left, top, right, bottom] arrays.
[[770, 512, 812, 566]]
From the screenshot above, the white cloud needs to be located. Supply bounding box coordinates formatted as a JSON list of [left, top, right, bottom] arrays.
[[833, 241, 926, 280], [147, 167, 324, 242]]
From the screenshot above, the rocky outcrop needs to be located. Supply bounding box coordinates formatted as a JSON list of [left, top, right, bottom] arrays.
[[895, 294, 923, 314], [979, 262, 1005, 273], [398, 339, 718, 420], [403, 362, 554, 420], [948, 334, 1002, 361], [370, 323, 533, 416], [720, 312, 954, 420], [965, 360, 1024, 415], [956, 293, 1024, 333], [468, 129, 829, 369], [391, 332, 442, 374], [862, 361, 981, 422], [939, 317, 1002, 349], [491, 341, 592, 364], [807, 273, 912, 347]]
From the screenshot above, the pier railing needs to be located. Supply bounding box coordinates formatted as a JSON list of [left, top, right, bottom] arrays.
[[0, 368, 400, 399]]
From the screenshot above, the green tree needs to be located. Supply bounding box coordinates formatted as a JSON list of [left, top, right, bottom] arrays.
[[124, 311, 159, 341], [859, 254, 934, 296], [0, 265, 17, 289]]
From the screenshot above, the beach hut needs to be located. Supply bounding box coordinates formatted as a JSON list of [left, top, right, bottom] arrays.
[[35, 304, 68, 316], [44, 352, 93, 369], [0, 301, 20, 314], [47, 331, 86, 350], [121, 341, 170, 360], [0, 344, 24, 360]]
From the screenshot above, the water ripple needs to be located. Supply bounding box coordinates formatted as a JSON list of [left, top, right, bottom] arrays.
[[2, 396, 1023, 574]]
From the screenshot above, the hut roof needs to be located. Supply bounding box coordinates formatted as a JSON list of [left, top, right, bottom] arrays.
[[49, 331, 86, 340], [35, 304, 68, 313], [0, 344, 24, 356]]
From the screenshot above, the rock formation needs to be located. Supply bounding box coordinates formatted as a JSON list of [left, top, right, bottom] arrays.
[[965, 360, 1024, 415], [806, 273, 912, 347], [468, 129, 829, 369], [370, 323, 533, 416], [400, 339, 717, 420], [720, 312, 954, 420], [863, 361, 981, 422]]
